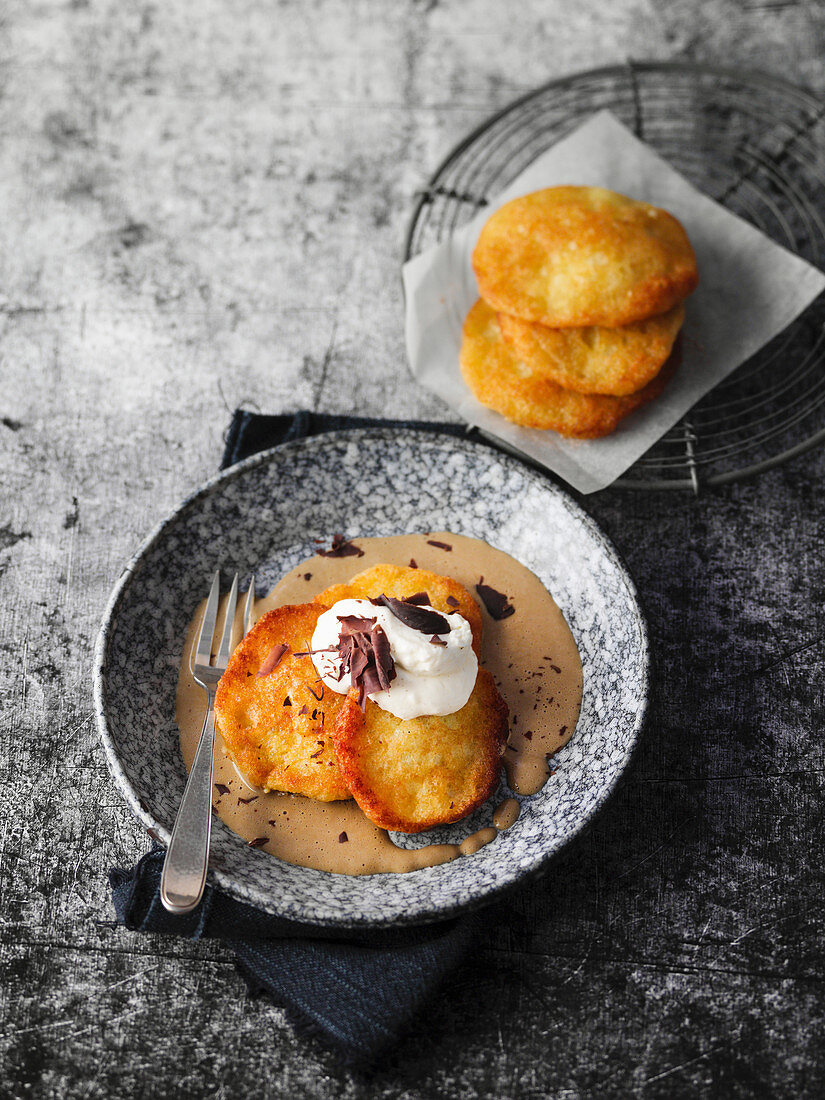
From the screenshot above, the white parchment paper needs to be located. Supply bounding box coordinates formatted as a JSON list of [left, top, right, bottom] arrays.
[[402, 110, 825, 493]]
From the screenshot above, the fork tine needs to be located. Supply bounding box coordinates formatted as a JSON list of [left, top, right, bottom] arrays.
[[215, 573, 239, 665], [193, 571, 221, 670], [243, 575, 256, 637]]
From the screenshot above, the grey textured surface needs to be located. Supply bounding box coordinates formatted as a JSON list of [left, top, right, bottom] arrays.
[[3, 1, 825, 1097]]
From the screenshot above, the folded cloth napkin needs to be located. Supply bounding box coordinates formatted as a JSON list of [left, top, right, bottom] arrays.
[[221, 408, 469, 468], [110, 409, 487, 1068]]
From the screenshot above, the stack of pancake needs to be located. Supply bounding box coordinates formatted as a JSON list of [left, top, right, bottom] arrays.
[[461, 186, 698, 438], [214, 564, 508, 833]]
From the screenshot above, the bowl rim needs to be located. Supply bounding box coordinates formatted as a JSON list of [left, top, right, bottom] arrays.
[[93, 427, 650, 927]]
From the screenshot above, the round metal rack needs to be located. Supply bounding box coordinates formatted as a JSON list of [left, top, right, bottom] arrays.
[[403, 62, 825, 491]]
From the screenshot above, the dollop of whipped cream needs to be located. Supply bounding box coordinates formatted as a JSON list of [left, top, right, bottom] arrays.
[[310, 598, 478, 719]]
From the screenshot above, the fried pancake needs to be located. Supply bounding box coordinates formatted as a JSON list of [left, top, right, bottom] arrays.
[[332, 669, 508, 833], [214, 603, 350, 801], [460, 299, 678, 437], [473, 186, 698, 327], [497, 301, 684, 397], [314, 563, 483, 657]]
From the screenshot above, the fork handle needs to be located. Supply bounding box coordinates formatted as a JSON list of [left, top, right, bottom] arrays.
[[160, 700, 216, 913]]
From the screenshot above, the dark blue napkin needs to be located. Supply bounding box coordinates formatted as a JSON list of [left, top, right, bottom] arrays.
[[110, 409, 489, 1067], [221, 407, 470, 468]]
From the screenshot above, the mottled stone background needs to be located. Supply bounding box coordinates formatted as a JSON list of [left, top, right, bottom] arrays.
[[2, 1, 825, 1097]]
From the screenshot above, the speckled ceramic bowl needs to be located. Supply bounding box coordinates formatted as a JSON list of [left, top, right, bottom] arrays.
[[94, 429, 648, 928]]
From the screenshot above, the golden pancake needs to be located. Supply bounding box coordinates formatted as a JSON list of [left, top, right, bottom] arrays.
[[214, 603, 350, 801], [460, 299, 677, 437], [314, 563, 483, 657], [473, 186, 698, 327], [497, 301, 684, 397], [332, 669, 508, 833]]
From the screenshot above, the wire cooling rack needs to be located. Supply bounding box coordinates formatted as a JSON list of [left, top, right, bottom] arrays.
[[403, 62, 825, 492]]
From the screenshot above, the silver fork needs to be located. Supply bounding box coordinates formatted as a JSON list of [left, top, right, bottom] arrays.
[[160, 571, 255, 913]]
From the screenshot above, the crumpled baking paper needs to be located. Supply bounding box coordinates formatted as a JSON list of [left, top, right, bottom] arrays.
[[403, 110, 825, 493]]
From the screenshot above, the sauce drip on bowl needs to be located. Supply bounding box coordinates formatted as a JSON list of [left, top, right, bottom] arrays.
[[175, 532, 582, 875]]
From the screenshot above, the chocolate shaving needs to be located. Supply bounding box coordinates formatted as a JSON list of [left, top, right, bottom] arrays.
[[333, 614, 396, 710], [338, 615, 377, 634], [408, 558, 418, 568], [308, 681, 324, 701], [559, 725, 567, 735], [283, 696, 292, 707], [370, 628, 393, 689], [297, 704, 309, 716], [372, 594, 450, 635], [402, 591, 431, 606], [268, 819, 279, 826], [309, 747, 324, 759], [475, 582, 515, 621], [445, 595, 459, 608], [238, 795, 258, 805], [248, 837, 268, 849], [303, 572, 312, 580], [524, 731, 533, 741], [318, 533, 364, 558], [426, 539, 452, 551], [429, 634, 447, 647], [257, 643, 289, 677], [214, 783, 230, 796], [338, 831, 349, 843]]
